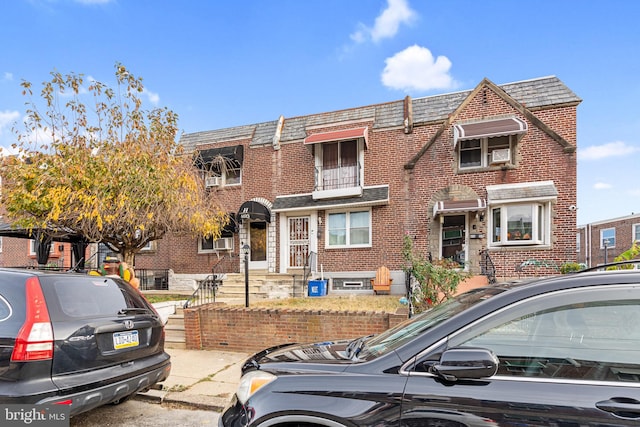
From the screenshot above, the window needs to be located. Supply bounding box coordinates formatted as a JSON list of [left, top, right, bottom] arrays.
[[601, 228, 615, 249], [318, 139, 360, 190], [490, 203, 548, 246], [459, 135, 513, 169], [207, 166, 241, 187], [633, 224, 640, 243], [29, 240, 56, 256], [199, 236, 234, 253], [140, 241, 156, 252], [448, 287, 640, 381], [327, 210, 371, 248], [198, 145, 243, 187], [576, 233, 581, 253]]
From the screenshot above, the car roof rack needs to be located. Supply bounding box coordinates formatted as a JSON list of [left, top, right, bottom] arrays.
[[577, 259, 640, 273]]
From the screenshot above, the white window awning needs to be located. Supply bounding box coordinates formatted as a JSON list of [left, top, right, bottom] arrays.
[[304, 127, 369, 148], [453, 117, 527, 147], [487, 181, 558, 203]]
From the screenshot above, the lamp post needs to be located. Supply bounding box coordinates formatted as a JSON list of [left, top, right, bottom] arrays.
[[242, 244, 250, 308]]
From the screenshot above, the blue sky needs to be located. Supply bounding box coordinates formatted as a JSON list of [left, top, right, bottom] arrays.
[[1, 0, 639, 226]]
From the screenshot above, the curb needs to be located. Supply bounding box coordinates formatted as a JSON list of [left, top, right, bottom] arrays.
[[134, 390, 228, 412]]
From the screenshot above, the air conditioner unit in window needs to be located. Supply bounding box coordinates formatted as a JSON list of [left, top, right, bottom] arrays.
[[205, 176, 221, 187], [214, 237, 233, 251], [491, 148, 511, 164]]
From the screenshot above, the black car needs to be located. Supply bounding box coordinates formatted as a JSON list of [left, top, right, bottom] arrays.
[[0, 268, 170, 416], [221, 264, 640, 426]]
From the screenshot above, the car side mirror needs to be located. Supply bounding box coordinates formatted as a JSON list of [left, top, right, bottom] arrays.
[[430, 347, 499, 381]]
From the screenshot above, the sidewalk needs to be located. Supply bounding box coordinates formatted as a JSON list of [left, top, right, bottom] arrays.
[[135, 347, 249, 412]]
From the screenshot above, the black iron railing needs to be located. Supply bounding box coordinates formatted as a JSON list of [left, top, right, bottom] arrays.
[[184, 274, 221, 308], [137, 269, 170, 290], [314, 163, 361, 191], [184, 254, 239, 308], [480, 249, 497, 284]]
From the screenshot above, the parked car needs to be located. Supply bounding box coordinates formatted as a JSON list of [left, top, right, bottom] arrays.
[[0, 268, 170, 416], [220, 263, 640, 426]]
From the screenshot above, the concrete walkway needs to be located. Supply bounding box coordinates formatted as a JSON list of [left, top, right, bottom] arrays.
[[136, 347, 249, 412]]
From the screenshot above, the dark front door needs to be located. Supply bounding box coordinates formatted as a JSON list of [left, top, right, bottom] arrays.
[[441, 214, 465, 267]]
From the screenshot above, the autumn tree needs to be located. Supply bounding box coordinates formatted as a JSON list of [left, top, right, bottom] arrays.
[[1, 64, 227, 266]]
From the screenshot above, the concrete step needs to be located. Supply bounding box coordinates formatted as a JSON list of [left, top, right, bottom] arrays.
[[164, 312, 185, 349]]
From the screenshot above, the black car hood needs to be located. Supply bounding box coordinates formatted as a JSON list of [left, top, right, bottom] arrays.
[[243, 340, 355, 375]]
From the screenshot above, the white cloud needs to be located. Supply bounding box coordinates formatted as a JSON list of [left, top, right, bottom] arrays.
[[143, 88, 160, 106], [628, 189, 640, 197], [350, 0, 416, 44], [381, 45, 457, 92], [0, 110, 20, 136], [2, 72, 13, 81], [578, 141, 639, 160], [593, 182, 612, 190]]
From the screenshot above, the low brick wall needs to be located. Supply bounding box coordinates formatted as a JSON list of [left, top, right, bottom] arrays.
[[184, 305, 408, 352]]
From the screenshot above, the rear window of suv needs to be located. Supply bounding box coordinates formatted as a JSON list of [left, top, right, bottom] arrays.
[[0, 296, 11, 322], [39, 275, 150, 320], [0, 272, 29, 337]]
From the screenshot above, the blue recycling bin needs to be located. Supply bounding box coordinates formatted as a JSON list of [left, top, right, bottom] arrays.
[[308, 280, 327, 297]]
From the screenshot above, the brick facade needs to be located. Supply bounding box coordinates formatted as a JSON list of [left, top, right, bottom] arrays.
[[6, 76, 581, 289], [578, 213, 640, 267]]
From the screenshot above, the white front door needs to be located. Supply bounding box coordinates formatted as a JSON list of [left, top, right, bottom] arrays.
[[288, 217, 310, 268]]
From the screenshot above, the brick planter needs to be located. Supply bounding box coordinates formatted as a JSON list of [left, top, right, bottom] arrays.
[[184, 305, 408, 352]]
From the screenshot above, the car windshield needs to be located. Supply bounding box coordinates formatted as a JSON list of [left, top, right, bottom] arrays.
[[357, 286, 505, 358]]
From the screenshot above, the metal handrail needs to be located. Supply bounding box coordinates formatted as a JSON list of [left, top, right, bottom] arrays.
[[303, 251, 317, 284], [183, 254, 238, 308], [184, 274, 220, 309], [480, 249, 497, 284]]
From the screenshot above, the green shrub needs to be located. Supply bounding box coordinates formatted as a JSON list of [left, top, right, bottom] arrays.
[[402, 234, 469, 313]]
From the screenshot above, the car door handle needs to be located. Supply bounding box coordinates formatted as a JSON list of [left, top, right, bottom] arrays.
[[596, 397, 640, 418]]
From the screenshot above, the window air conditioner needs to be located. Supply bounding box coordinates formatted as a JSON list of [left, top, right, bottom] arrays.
[[214, 237, 233, 251], [205, 176, 221, 187], [491, 148, 511, 164]]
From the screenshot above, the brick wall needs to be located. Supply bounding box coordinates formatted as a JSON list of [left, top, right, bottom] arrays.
[[580, 214, 640, 266], [183, 305, 408, 352]]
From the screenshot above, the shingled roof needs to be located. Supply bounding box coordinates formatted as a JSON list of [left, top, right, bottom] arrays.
[[179, 76, 580, 152]]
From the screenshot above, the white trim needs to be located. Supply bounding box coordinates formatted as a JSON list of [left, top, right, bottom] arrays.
[[272, 185, 389, 213], [600, 227, 616, 249], [325, 208, 372, 249], [632, 223, 640, 243], [488, 202, 551, 247]]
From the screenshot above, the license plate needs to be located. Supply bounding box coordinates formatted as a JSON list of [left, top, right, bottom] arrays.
[[113, 330, 139, 349]]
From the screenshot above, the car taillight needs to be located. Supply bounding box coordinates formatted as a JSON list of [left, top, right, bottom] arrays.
[[11, 277, 54, 362]]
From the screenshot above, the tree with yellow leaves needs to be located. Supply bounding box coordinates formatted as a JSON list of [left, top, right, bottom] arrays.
[[1, 64, 227, 266]]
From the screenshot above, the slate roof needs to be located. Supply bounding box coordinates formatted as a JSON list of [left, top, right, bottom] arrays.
[[180, 76, 580, 152], [486, 181, 559, 201], [272, 186, 389, 212]]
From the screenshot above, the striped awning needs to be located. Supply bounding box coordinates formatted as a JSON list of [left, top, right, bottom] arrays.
[[304, 127, 369, 148], [433, 199, 487, 217], [453, 117, 527, 147]]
